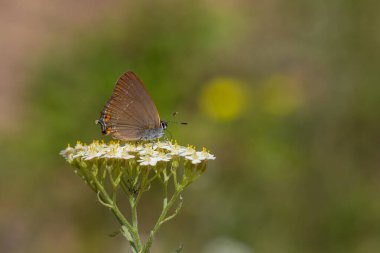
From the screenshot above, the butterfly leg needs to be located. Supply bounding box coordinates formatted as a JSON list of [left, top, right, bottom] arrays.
[[164, 129, 173, 141]]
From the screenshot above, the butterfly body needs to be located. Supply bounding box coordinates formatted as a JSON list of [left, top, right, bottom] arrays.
[[96, 71, 167, 141]]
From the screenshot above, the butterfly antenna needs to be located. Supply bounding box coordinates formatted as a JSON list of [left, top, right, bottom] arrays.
[[168, 111, 188, 125], [167, 121, 188, 125]]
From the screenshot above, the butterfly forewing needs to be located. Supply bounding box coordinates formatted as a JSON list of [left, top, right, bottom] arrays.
[[100, 71, 161, 140]]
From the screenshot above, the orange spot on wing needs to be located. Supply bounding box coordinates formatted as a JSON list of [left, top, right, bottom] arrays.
[[104, 113, 111, 122]]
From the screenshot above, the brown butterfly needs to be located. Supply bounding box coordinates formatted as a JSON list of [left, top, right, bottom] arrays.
[[96, 71, 167, 141]]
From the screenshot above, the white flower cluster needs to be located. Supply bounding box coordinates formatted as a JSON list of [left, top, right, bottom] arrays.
[[60, 140, 215, 166]]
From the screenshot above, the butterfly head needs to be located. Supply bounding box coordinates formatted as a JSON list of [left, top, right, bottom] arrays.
[[160, 120, 168, 130], [96, 112, 112, 135]]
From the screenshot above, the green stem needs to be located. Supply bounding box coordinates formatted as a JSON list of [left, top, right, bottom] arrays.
[[142, 186, 184, 253], [129, 193, 142, 250], [131, 167, 152, 249], [90, 167, 142, 253]]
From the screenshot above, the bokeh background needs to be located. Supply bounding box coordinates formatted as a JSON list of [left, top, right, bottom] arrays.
[[1, 0, 380, 252]]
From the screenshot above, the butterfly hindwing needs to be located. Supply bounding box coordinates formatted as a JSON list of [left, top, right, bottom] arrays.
[[99, 71, 161, 141]]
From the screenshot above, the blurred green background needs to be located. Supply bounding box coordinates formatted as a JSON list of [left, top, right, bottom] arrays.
[[1, 1, 380, 252]]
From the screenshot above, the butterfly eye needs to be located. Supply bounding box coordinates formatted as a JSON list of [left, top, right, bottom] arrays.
[[161, 121, 168, 130]]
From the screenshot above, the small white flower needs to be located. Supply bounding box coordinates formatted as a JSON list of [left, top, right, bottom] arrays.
[[135, 144, 144, 151], [60, 145, 75, 160], [120, 147, 135, 160], [185, 152, 203, 164], [123, 143, 138, 152], [103, 145, 122, 159], [159, 141, 175, 151], [156, 152, 172, 162], [144, 143, 157, 149], [197, 149, 216, 160], [138, 155, 158, 166], [72, 141, 87, 158], [74, 141, 85, 150], [169, 143, 186, 156], [139, 146, 158, 156], [104, 142, 120, 152], [84, 143, 104, 160], [180, 145, 196, 157], [153, 140, 171, 150]]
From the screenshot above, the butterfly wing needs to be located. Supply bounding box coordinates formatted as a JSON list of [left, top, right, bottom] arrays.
[[100, 71, 161, 141]]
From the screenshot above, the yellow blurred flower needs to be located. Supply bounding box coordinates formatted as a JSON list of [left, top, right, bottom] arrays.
[[199, 77, 247, 121]]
